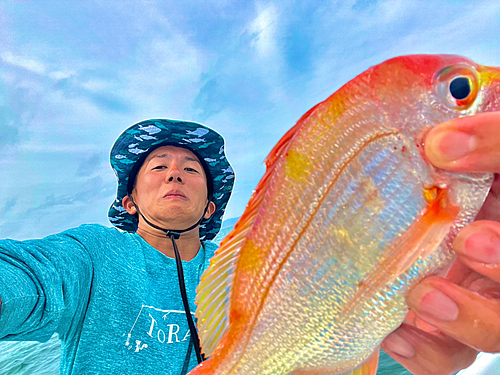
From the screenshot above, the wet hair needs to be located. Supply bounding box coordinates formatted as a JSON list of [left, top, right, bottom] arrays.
[[126, 143, 214, 200]]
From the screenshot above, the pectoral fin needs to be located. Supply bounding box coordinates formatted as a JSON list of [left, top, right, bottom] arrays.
[[343, 186, 459, 315]]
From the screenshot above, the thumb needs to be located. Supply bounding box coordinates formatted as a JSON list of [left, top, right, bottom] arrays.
[[425, 112, 500, 173]]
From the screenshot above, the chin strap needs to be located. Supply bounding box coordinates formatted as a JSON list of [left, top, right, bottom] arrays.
[[129, 195, 207, 364]]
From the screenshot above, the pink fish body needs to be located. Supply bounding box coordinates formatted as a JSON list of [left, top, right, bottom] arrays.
[[190, 55, 500, 375]]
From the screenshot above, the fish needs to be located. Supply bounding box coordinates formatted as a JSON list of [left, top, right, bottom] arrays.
[[190, 55, 500, 375]]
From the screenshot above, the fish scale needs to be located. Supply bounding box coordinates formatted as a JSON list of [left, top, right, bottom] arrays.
[[191, 55, 500, 375]]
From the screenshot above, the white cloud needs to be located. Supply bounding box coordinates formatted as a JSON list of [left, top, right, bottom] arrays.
[[149, 37, 203, 75], [17, 143, 100, 153], [242, 2, 289, 105], [1, 51, 46, 74], [80, 79, 108, 91], [48, 70, 76, 80], [370, 0, 417, 26], [248, 2, 280, 59], [118, 34, 207, 120]]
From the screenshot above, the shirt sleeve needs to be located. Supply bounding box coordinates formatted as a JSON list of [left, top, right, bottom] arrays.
[[0, 227, 94, 343]]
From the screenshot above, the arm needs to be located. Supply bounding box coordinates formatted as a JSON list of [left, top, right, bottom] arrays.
[[0, 227, 94, 342], [382, 112, 500, 374]]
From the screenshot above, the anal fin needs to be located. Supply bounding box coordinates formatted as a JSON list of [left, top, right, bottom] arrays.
[[346, 348, 380, 375]]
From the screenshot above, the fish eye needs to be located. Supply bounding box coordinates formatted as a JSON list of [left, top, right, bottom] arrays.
[[449, 76, 471, 100], [435, 65, 479, 110]]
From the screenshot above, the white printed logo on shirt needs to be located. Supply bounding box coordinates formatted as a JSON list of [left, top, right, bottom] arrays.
[[124, 304, 193, 353]]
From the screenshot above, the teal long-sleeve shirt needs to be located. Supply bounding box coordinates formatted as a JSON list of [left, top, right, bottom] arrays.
[[0, 224, 217, 374]]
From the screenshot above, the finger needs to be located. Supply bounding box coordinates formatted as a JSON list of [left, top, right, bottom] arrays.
[[382, 323, 477, 375], [406, 276, 500, 353], [453, 220, 500, 284], [424, 112, 500, 172], [476, 175, 500, 222], [404, 310, 441, 335]]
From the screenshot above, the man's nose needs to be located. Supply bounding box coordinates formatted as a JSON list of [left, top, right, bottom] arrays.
[[168, 175, 182, 182], [166, 164, 183, 183]]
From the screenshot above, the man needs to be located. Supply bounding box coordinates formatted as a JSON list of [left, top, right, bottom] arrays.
[[0, 119, 234, 374]]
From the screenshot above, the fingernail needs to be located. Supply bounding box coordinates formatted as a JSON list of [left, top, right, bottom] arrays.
[[426, 131, 476, 162], [383, 332, 415, 358], [407, 285, 459, 322], [464, 231, 500, 263]]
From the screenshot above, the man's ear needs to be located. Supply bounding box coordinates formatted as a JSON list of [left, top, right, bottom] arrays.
[[122, 195, 137, 215], [204, 201, 216, 220]]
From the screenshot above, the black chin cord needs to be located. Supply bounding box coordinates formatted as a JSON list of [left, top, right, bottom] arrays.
[[169, 232, 204, 364], [129, 196, 206, 364]]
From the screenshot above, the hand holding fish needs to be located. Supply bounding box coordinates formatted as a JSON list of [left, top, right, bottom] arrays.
[[382, 112, 500, 375]]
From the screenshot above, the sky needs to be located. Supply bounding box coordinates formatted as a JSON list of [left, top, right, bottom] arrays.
[[1, 0, 500, 240]]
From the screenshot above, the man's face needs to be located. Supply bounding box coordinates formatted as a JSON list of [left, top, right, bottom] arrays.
[[126, 145, 213, 230]]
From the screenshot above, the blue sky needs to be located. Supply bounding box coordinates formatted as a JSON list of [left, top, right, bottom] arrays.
[[1, 0, 500, 240]]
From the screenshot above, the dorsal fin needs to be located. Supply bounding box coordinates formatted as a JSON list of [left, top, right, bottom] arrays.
[[195, 101, 323, 356]]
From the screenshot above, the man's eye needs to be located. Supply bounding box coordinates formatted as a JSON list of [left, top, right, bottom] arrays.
[[153, 166, 167, 170], [185, 168, 199, 173]]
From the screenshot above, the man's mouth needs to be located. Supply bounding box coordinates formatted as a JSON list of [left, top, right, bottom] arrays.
[[164, 190, 187, 199]]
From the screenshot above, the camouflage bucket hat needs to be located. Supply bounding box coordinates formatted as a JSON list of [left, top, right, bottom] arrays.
[[108, 119, 235, 241]]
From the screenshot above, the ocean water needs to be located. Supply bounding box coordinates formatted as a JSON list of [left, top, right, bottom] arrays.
[[0, 335, 498, 374], [0, 225, 497, 374], [0, 336, 409, 374]]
